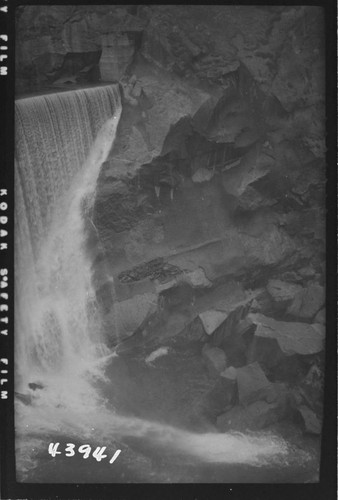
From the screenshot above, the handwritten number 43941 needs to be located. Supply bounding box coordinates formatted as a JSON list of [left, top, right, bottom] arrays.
[[48, 443, 121, 464]]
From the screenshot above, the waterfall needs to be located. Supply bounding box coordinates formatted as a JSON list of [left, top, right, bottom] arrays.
[[15, 85, 121, 392], [15, 86, 121, 250], [15, 85, 291, 481]]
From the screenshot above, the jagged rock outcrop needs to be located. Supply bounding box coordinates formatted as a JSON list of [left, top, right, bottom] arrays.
[[249, 313, 325, 355]]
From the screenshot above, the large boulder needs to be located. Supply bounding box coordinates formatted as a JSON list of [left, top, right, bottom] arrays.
[[236, 362, 272, 406], [249, 313, 325, 356]]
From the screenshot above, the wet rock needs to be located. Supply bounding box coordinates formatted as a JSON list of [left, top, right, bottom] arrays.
[[216, 400, 280, 432], [249, 313, 325, 356], [202, 344, 227, 377], [199, 310, 228, 336], [287, 283, 325, 319], [236, 361, 271, 406], [298, 405, 322, 435], [266, 279, 303, 305]]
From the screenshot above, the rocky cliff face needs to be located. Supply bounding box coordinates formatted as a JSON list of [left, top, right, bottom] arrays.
[[17, 5, 326, 439]]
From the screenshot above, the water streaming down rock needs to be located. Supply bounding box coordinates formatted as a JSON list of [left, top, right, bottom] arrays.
[[15, 85, 290, 481], [15, 85, 122, 392]]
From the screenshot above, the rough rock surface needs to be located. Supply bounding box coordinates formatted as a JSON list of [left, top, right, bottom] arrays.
[[249, 313, 325, 355], [202, 344, 227, 377], [236, 362, 272, 406]]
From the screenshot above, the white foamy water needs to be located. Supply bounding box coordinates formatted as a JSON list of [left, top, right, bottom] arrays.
[[15, 86, 121, 390], [16, 391, 289, 478], [15, 85, 290, 481]]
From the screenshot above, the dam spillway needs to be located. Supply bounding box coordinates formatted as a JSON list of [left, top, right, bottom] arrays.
[[15, 85, 121, 391]]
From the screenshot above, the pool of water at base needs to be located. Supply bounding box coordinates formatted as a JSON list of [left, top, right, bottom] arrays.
[[19, 433, 320, 484], [17, 343, 321, 483]]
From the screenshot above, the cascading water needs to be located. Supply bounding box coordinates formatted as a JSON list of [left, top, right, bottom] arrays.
[[15, 85, 292, 482], [15, 85, 121, 392], [15, 85, 124, 475]]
